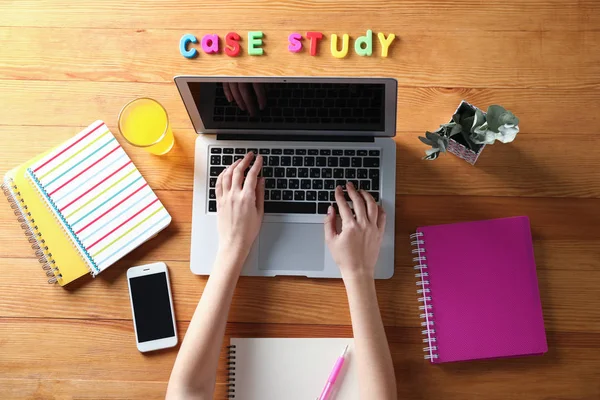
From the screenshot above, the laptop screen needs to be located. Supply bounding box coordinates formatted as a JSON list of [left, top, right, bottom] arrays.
[[186, 81, 387, 133]]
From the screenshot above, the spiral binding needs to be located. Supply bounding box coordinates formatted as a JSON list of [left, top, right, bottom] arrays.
[[2, 179, 61, 284], [410, 231, 439, 361], [225, 345, 236, 398]]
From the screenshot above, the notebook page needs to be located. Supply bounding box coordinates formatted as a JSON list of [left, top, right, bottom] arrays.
[[230, 338, 358, 400], [26, 121, 171, 274]]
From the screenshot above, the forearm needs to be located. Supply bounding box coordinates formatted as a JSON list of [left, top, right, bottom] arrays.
[[344, 275, 397, 400], [166, 252, 244, 400]]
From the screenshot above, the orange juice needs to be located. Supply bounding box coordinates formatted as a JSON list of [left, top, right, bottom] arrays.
[[118, 98, 174, 155]]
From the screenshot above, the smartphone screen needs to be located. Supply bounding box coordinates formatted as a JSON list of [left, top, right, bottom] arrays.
[[129, 272, 175, 342]]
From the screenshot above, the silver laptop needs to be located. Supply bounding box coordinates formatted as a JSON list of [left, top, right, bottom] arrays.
[[175, 76, 397, 278]]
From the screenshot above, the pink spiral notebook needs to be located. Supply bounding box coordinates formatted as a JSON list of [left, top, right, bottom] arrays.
[[411, 216, 548, 363]]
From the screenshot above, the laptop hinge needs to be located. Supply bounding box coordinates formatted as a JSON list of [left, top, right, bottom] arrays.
[[216, 134, 375, 143]]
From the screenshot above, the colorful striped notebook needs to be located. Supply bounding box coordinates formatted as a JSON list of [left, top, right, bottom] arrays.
[[2, 121, 171, 285]]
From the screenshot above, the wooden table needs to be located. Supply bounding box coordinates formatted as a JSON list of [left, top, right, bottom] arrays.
[[1, 1, 599, 399]]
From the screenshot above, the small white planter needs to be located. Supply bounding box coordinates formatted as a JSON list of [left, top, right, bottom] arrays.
[[443, 100, 486, 165]]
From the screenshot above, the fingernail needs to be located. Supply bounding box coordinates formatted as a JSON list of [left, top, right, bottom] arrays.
[[327, 206, 332, 215], [347, 182, 354, 188]]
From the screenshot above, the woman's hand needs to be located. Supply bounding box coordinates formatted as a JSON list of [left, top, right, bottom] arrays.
[[215, 152, 265, 264], [324, 182, 386, 281]]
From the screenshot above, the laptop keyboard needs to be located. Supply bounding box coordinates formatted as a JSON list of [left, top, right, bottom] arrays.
[[208, 147, 381, 214]]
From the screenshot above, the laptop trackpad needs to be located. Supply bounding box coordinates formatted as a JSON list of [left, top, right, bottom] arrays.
[[258, 223, 324, 271]]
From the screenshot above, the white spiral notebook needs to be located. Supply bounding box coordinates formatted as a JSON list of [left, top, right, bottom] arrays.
[[226, 338, 358, 400]]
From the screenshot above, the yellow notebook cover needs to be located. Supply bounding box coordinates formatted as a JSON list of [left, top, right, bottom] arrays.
[[3, 153, 91, 286]]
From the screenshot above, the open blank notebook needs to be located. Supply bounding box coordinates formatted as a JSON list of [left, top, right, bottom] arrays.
[[411, 216, 548, 363], [227, 338, 358, 400]]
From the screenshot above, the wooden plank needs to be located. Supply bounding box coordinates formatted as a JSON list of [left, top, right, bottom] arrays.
[[3, 127, 600, 199], [0, 319, 598, 399], [2, 27, 599, 88], [0, 378, 168, 400], [0, 250, 598, 332], [1, 80, 599, 134], [0, 0, 598, 32]]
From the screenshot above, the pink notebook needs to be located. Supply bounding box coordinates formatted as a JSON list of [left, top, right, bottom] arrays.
[[411, 216, 547, 363]]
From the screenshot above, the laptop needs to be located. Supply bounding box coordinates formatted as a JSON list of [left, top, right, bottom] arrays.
[[175, 77, 397, 278]]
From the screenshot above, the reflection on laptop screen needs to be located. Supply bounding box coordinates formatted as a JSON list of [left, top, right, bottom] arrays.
[[188, 81, 386, 132]]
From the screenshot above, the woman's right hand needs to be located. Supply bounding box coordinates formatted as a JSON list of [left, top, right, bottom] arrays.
[[323, 182, 387, 280]]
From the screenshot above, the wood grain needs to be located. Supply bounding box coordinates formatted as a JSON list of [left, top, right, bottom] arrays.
[[2, 28, 599, 88], [1, 0, 599, 398]]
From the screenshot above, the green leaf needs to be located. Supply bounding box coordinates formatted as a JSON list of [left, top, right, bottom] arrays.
[[450, 124, 463, 136], [473, 109, 486, 130], [461, 116, 474, 133], [486, 105, 505, 132], [498, 110, 519, 126], [419, 136, 434, 146], [426, 131, 442, 143]]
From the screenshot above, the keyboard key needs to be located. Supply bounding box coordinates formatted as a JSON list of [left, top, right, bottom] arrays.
[[372, 178, 380, 190], [349, 180, 359, 188], [324, 180, 335, 190], [344, 149, 356, 156], [329, 191, 336, 201], [295, 149, 307, 155], [222, 155, 233, 165], [209, 178, 217, 187], [333, 168, 344, 178], [333, 149, 343, 155], [271, 190, 282, 200], [223, 148, 234, 154], [306, 191, 317, 201], [274, 168, 285, 177], [265, 178, 276, 189], [363, 157, 380, 167], [248, 148, 258, 154], [357, 150, 368, 156], [369, 150, 381, 156], [210, 166, 225, 176], [322, 168, 333, 178], [234, 155, 244, 161], [310, 168, 321, 178], [281, 156, 292, 166], [370, 192, 380, 201], [318, 203, 331, 214], [289, 179, 300, 189], [313, 180, 323, 190], [345, 169, 356, 179], [211, 148, 222, 154], [369, 169, 380, 179], [284, 149, 295, 155], [304, 157, 315, 167], [292, 156, 303, 166], [294, 190, 305, 201], [210, 155, 221, 165], [208, 201, 217, 212], [272, 149, 283, 155], [320, 149, 331, 155], [286, 168, 297, 177], [316, 157, 327, 167], [283, 190, 293, 201], [360, 180, 371, 190], [357, 169, 368, 179], [235, 148, 246, 154], [265, 201, 316, 214], [298, 168, 309, 178], [340, 157, 350, 167], [301, 179, 312, 189], [268, 156, 279, 166], [336, 180, 346, 189], [277, 179, 287, 189], [318, 191, 329, 201], [259, 148, 271, 155], [308, 149, 319, 155], [262, 167, 273, 177], [209, 189, 216, 199], [264, 190, 270, 201], [327, 157, 338, 167], [351, 157, 362, 167]]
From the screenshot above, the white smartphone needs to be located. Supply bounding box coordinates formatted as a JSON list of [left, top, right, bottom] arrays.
[[127, 262, 178, 352]]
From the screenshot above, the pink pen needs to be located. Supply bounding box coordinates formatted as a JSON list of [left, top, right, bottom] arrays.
[[317, 345, 348, 400]]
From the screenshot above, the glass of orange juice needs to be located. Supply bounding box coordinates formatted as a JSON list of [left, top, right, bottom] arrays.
[[118, 98, 175, 155]]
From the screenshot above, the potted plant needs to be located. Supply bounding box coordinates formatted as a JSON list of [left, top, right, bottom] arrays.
[[419, 101, 520, 164]]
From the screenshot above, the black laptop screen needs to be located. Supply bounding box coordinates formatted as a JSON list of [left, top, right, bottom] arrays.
[[187, 81, 386, 132]]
